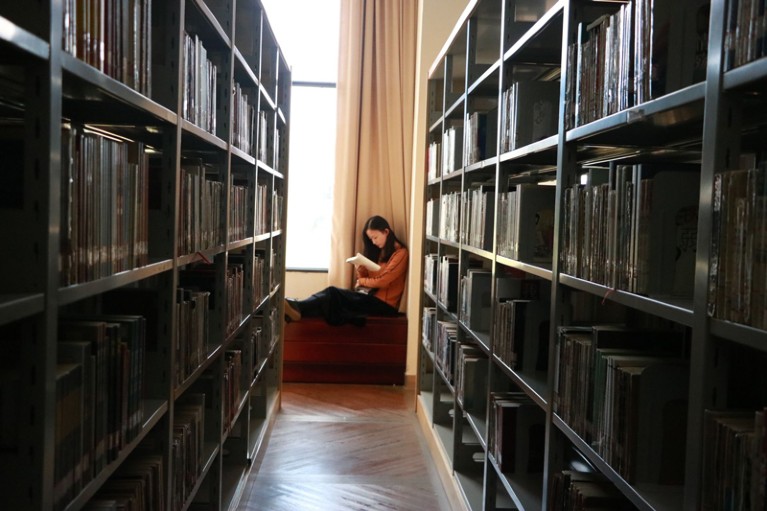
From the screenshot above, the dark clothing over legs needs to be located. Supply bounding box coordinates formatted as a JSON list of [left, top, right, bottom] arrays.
[[292, 286, 400, 326]]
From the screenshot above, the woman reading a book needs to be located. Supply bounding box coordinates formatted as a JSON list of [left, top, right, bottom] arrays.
[[284, 215, 408, 326]]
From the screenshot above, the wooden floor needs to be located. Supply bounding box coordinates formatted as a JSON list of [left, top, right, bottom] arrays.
[[239, 383, 460, 511]]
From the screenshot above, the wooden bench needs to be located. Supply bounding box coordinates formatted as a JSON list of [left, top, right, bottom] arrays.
[[283, 315, 408, 385]]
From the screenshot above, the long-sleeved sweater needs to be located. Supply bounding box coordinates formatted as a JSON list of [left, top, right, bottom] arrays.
[[357, 245, 408, 309]]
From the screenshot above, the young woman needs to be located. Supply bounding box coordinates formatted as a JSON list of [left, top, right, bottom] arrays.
[[284, 215, 408, 326]]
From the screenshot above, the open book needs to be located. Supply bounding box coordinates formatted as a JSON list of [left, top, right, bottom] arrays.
[[346, 252, 381, 272]]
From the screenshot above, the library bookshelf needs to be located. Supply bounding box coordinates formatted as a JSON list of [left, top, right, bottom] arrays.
[[417, 0, 767, 510], [0, 1, 289, 510]]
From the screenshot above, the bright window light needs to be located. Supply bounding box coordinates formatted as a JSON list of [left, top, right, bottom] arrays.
[[261, 0, 340, 270]]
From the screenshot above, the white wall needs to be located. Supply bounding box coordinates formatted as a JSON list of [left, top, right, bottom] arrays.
[[405, 0, 470, 376], [285, 271, 328, 298]]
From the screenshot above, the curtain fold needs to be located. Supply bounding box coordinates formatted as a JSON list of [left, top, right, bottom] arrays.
[[329, 0, 418, 310]]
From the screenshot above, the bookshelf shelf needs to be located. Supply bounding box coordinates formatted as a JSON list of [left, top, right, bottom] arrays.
[[464, 409, 488, 450], [559, 274, 695, 327], [232, 145, 256, 165], [499, 134, 558, 165], [496, 255, 553, 281], [58, 260, 175, 306], [60, 53, 177, 125], [465, 156, 499, 173], [229, 237, 255, 251], [460, 321, 491, 354], [182, 119, 229, 150], [461, 244, 494, 261], [493, 355, 549, 409], [710, 319, 767, 354], [0, 293, 44, 325], [487, 456, 544, 511], [0, 15, 48, 60], [455, 470, 485, 511], [552, 415, 683, 511], [566, 83, 706, 147], [467, 60, 501, 95], [723, 56, 767, 91]]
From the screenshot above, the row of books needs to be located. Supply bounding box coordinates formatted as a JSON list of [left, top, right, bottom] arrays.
[[425, 197, 436, 237], [82, 455, 164, 510], [55, 315, 147, 510], [561, 165, 699, 298], [434, 320, 458, 384], [571, 4, 633, 127], [438, 255, 459, 312], [61, 125, 150, 286], [175, 287, 210, 386], [724, 0, 767, 71], [179, 161, 224, 256], [489, 392, 545, 474], [424, 254, 438, 296], [255, 183, 270, 235], [183, 32, 218, 135], [438, 191, 461, 243], [493, 297, 548, 374], [455, 343, 486, 412], [702, 408, 767, 511], [253, 252, 267, 306], [172, 394, 205, 511], [258, 111, 269, 164], [233, 82, 257, 155], [229, 184, 249, 242], [427, 141, 440, 181], [554, 325, 687, 485], [223, 350, 243, 434], [547, 470, 637, 510], [250, 326, 264, 377], [422, 306, 437, 351], [460, 269, 492, 333], [497, 184, 555, 263], [224, 264, 245, 337], [442, 126, 463, 176], [564, 0, 706, 129], [464, 110, 497, 166], [708, 164, 767, 329], [462, 184, 494, 250], [500, 81, 559, 153], [63, 0, 152, 96], [272, 191, 284, 232]]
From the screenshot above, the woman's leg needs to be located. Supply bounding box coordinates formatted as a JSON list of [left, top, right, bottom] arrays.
[[292, 286, 398, 325]]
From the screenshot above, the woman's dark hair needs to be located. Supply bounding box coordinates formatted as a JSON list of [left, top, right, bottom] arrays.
[[361, 215, 406, 263]]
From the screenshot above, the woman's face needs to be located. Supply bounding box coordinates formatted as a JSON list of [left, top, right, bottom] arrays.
[[366, 228, 389, 249]]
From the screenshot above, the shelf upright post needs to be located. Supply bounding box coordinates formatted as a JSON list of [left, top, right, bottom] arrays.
[[542, 1, 576, 508], [20, 2, 64, 509], [686, 0, 740, 508], [163, 0, 188, 509]]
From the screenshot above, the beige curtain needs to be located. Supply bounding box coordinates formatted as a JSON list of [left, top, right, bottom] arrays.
[[328, 0, 418, 306]]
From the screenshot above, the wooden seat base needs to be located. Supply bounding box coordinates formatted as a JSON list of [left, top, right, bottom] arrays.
[[283, 316, 407, 385]]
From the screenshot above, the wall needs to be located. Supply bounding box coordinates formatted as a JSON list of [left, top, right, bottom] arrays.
[[406, 0, 470, 376], [285, 270, 328, 298]]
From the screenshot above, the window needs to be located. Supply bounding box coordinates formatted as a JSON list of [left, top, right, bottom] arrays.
[[261, 0, 340, 270]]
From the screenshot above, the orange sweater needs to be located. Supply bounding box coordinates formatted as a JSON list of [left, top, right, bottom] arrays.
[[357, 246, 408, 309]]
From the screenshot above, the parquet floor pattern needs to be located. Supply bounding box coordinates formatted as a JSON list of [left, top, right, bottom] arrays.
[[239, 383, 454, 511]]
